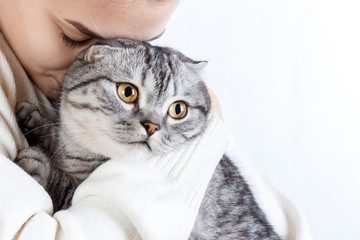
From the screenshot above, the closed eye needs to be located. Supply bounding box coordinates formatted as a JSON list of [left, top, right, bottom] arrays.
[[62, 34, 91, 48]]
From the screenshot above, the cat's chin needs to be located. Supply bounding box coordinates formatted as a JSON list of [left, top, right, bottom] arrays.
[[105, 142, 155, 162]]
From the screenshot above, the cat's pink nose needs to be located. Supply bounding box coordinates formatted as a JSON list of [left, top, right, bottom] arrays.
[[142, 122, 160, 136]]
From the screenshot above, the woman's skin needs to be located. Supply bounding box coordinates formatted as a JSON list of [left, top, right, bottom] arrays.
[[0, 0, 221, 116], [0, 0, 179, 99]]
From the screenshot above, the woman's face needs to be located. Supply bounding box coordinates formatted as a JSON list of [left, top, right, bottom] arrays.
[[0, 0, 179, 99]]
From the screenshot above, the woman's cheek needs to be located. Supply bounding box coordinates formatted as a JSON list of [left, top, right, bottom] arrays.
[[37, 41, 78, 71]]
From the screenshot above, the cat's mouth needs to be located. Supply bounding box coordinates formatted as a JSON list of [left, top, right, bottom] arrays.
[[129, 141, 152, 151]]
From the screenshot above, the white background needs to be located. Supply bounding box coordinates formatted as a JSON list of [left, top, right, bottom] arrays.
[[154, 0, 360, 239]]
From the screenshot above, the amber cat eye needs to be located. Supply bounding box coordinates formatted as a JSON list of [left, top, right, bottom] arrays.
[[169, 101, 187, 119], [117, 83, 138, 103]]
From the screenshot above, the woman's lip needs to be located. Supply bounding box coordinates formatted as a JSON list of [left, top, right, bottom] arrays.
[[52, 76, 62, 87]]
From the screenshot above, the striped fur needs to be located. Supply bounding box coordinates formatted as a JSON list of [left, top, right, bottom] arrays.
[[15, 39, 280, 239]]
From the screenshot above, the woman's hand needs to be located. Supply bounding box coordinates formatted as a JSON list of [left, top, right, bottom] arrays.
[[207, 87, 222, 118]]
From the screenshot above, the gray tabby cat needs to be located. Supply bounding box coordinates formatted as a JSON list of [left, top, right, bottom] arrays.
[[15, 39, 281, 239]]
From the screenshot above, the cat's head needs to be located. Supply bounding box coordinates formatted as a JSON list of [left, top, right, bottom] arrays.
[[60, 39, 211, 160]]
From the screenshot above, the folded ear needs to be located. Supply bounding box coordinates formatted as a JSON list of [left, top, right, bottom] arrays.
[[84, 45, 103, 62], [77, 45, 114, 63], [175, 51, 208, 70], [159, 46, 208, 71], [188, 60, 208, 70]]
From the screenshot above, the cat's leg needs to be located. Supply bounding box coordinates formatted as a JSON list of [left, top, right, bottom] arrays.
[[47, 167, 81, 212], [15, 147, 51, 191], [15, 147, 80, 212], [16, 101, 57, 153], [190, 155, 281, 240]]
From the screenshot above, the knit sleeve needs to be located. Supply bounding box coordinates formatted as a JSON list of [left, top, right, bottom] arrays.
[[0, 154, 54, 239], [54, 112, 228, 240]]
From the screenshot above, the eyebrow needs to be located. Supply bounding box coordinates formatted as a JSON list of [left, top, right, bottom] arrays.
[[65, 19, 105, 40], [65, 19, 165, 42]]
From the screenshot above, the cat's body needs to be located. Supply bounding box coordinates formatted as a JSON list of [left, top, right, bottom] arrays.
[[16, 39, 281, 239]]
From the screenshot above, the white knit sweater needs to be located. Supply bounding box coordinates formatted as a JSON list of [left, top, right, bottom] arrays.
[[0, 33, 312, 240]]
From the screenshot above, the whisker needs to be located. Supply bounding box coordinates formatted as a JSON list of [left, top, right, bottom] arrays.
[[23, 123, 60, 137], [30, 96, 60, 113], [50, 134, 87, 161]]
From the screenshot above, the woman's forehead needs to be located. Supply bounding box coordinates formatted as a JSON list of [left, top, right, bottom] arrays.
[[50, 0, 178, 41]]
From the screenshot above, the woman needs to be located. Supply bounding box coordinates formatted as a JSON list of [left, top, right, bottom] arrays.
[[0, 0, 310, 239]]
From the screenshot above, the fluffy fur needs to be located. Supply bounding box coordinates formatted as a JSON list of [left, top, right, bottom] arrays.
[[15, 39, 281, 239]]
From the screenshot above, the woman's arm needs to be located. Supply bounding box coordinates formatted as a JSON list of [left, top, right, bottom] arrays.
[[0, 154, 54, 239], [0, 113, 227, 240], [53, 112, 227, 240]]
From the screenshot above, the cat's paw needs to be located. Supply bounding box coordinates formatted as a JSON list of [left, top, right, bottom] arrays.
[[15, 147, 51, 189], [16, 101, 56, 151], [16, 102, 44, 143], [16, 101, 40, 129]]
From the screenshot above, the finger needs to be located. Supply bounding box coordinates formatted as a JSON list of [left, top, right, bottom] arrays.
[[207, 87, 222, 118]]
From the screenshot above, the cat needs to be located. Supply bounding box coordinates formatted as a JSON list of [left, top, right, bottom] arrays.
[[15, 39, 281, 239]]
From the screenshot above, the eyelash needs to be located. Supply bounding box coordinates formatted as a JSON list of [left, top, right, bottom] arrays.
[[62, 34, 90, 48]]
